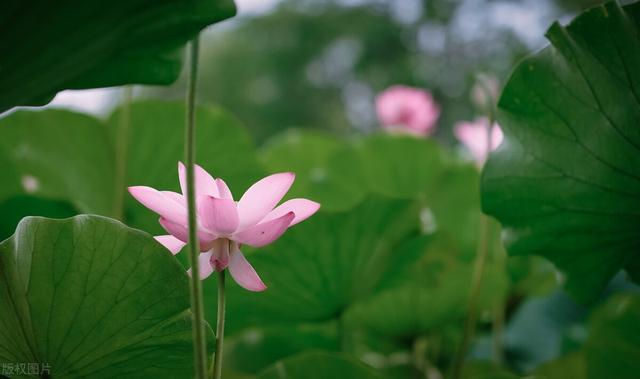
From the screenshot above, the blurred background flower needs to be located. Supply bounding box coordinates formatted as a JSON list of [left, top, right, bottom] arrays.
[[376, 85, 440, 136], [454, 117, 503, 165]]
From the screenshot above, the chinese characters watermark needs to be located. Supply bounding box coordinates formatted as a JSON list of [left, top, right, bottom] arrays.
[[1, 362, 50, 376]]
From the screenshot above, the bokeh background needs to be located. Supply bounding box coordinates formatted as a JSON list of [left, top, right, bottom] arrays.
[[49, 0, 602, 143]]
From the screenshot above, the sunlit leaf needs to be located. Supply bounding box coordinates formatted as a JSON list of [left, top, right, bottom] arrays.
[[0, 215, 210, 378]]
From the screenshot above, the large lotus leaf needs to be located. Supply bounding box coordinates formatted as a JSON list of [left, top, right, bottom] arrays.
[[0, 215, 209, 378], [481, 1, 640, 302], [585, 293, 640, 379], [0, 0, 236, 112], [0, 110, 115, 215], [256, 351, 385, 379], [216, 197, 422, 333], [108, 101, 264, 234]]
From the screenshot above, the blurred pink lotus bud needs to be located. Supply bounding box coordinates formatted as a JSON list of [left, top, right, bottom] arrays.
[[454, 117, 503, 165], [375, 85, 440, 136]]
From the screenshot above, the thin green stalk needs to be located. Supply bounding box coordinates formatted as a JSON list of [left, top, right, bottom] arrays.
[[450, 80, 497, 379], [112, 86, 132, 220], [185, 36, 208, 379], [450, 213, 491, 379], [492, 299, 505, 365], [212, 270, 226, 379]]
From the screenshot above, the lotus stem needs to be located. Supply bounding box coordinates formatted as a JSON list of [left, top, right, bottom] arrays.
[[212, 270, 226, 379], [184, 36, 208, 379]]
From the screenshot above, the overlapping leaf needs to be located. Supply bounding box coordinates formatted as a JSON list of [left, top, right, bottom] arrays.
[[0, 0, 236, 112]]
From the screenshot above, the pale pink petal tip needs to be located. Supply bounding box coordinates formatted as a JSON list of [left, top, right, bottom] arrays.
[[187, 252, 214, 280], [154, 235, 186, 255], [216, 178, 234, 200], [178, 161, 219, 198], [228, 249, 267, 292], [237, 172, 295, 229], [128, 186, 186, 224], [262, 199, 320, 226]]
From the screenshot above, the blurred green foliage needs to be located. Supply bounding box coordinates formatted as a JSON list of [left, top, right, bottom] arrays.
[[147, 0, 604, 143]]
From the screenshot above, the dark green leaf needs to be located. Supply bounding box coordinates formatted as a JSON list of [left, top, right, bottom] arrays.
[[224, 323, 339, 376], [256, 351, 385, 379], [481, 1, 640, 302], [0, 196, 76, 241], [533, 352, 587, 379], [0, 0, 236, 112], [461, 361, 519, 379], [0, 215, 209, 378], [585, 293, 640, 379]]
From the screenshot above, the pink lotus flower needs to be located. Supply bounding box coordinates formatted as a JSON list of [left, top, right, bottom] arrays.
[[454, 117, 503, 165], [375, 85, 440, 136], [129, 163, 320, 292]]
